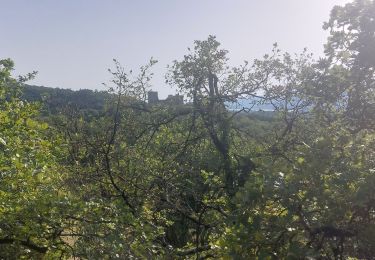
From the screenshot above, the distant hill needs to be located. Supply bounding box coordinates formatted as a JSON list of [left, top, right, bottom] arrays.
[[21, 85, 110, 115], [20, 85, 276, 123]]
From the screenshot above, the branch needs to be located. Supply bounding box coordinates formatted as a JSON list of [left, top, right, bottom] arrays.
[[176, 245, 211, 256], [0, 237, 48, 254]]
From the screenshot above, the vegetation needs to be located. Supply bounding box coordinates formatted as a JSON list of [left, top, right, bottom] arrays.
[[21, 85, 110, 117], [1, 0, 374, 258]]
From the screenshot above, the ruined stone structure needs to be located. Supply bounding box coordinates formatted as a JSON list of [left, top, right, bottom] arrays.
[[147, 91, 183, 105], [147, 91, 159, 105]]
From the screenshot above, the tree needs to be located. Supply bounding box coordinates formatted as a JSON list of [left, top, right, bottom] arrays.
[[0, 59, 74, 258], [322, 0, 375, 131], [221, 1, 375, 258]]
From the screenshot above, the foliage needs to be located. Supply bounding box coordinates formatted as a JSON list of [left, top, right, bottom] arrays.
[[0, 59, 74, 258], [1, 1, 374, 258]]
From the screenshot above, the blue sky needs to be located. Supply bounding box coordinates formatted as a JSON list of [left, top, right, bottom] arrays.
[[1, 0, 350, 97]]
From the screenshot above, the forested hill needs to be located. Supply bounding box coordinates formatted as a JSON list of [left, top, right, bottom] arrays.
[[21, 84, 110, 114], [21, 85, 276, 121]]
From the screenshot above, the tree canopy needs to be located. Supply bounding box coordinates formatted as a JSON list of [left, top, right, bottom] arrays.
[[1, 0, 374, 259]]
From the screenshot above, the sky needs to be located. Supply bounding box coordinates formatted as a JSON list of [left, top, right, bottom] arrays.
[[1, 0, 350, 98]]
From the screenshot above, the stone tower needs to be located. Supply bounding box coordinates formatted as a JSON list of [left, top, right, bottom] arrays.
[[148, 91, 159, 104]]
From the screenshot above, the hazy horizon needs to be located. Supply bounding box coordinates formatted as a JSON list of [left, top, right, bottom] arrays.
[[2, 0, 350, 98]]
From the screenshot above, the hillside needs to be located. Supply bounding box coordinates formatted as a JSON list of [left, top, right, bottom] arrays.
[[21, 85, 110, 115]]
